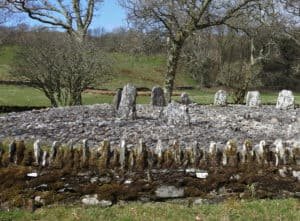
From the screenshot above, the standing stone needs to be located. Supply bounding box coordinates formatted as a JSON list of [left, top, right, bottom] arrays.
[[276, 90, 295, 110], [99, 140, 111, 169], [118, 84, 137, 120], [151, 86, 166, 106], [214, 90, 228, 106], [82, 139, 89, 163], [113, 88, 122, 111], [9, 140, 16, 163], [15, 140, 25, 165], [163, 101, 190, 126], [246, 91, 261, 107], [119, 139, 128, 169], [50, 141, 59, 163], [42, 151, 48, 167], [136, 139, 148, 170], [33, 139, 41, 165], [180, 92, 192, 105], [0, 141, 3, 165]]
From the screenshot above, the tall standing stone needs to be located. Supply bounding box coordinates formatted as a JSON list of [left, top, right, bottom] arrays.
[[151, 86, 166, 106], [246, 91, 261, 107], [276, 90, 295, 110], [118, 84, 137, 120], [113, 88, 122, 111], [214, 90, 228, 106], [180, 92, 192, 105]]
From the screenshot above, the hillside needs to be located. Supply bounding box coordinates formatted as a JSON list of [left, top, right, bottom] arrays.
[[0, 45, 196, 89]]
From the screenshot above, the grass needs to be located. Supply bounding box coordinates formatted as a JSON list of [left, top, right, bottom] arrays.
[[0, 199, 299, 221], [0, 85, 300, 107]]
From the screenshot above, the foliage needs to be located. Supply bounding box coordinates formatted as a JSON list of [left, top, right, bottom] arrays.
[[10, 32, 112, 107], [217, 61, 262, 104]]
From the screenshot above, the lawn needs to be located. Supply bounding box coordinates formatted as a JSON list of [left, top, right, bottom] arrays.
[[0, 85, 300, 107], [0, 199, 299, 221]]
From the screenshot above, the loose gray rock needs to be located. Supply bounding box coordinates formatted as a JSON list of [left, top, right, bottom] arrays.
[[180, 93, 192, 105], [163, 102, 190, 126], [117, 84, 137, 120], [155, 186, 184, 198], [113, 88, 122, 111], [214, 90, 228, 106], [276, 90, 295, 110], [82, 194, 99, 206], [246, 91, 261, 107], [151, 86, 166, 107]]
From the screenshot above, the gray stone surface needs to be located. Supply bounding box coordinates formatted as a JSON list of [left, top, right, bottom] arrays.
[[155, 186, 184, 198], [214, 90, 228, 106], [180, 93, 192, 105], [246, 91, 261, 107], [0, 104, 299, 149], [118, 84, 137, 119], [82, 194, 99, 206], [151, 86, 166, 107], [162, 102, 190, 126], [276, 90, 295, 110]]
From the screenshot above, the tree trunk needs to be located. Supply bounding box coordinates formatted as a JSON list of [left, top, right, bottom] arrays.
[[164, 40, 183, 103], [69, 90, 82, 106]]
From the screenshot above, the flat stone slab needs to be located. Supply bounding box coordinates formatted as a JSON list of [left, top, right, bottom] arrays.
[[155, 186, 184, 198]]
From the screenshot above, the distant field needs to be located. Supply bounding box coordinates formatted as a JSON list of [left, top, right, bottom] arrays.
[[0, 199, 299, 221], [0, 85, 299, 107], [0, 45, 195, 89], [0, 45, 299, 107]]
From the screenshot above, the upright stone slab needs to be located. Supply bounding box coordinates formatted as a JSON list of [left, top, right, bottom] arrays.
[[113, 88, 122, 111], [163, 101, 190, 126], [119, 139, 127, 169], [33, 139, 41, 165], [214, 90, 228, 106], [9, 140, 16, 163], [180, 92, 192, 105], [246, 91, 261, 107], [117, 84, 137, 119], [151, 86, 166, 106], [50, 141, 59, 163], [276, 90, 295, 110]]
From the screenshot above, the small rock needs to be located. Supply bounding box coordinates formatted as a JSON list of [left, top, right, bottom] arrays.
[[82, 194, 99, 206], [292, 171, 300, 181], [27, 172, 38, 178], [90, 177, 98, 184], [196, 171, 208, 179], [99, 200, 113, 207], [155, 186, 184, 198]]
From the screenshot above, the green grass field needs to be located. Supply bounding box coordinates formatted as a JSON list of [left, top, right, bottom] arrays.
[[0, 45, 299, 107], [0, 199, 299, 221], [0, 85, 299, 107]]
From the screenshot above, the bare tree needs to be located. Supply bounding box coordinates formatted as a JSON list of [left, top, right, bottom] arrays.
[[5, 0, 103, 41], [11, 32, 112, 106], [121, 0, 264, 102]]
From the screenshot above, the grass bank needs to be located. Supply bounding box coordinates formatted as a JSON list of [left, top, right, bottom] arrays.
[[0, 199, 299, 221], [0, 85, 299, 107]]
